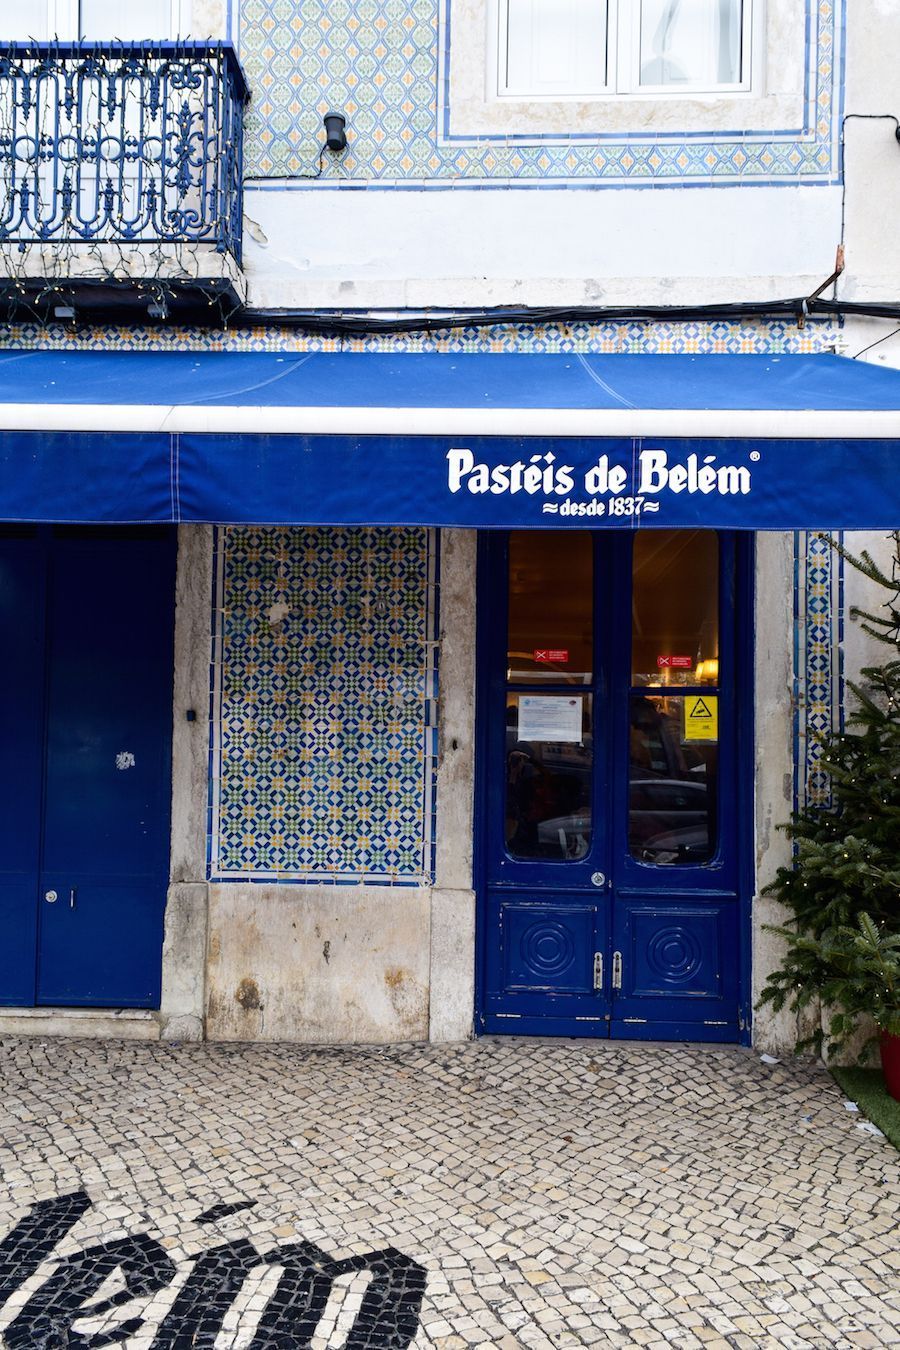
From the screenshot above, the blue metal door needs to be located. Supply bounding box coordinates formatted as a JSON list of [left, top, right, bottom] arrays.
[[0, 527, 176, 1008], [477, 530, 749, 1043]]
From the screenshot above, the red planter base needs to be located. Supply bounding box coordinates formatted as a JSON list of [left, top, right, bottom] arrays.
[[880, 1031, 900, 1102]]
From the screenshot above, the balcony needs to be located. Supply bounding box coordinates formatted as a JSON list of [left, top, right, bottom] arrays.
[[0, 41, 249, 321]]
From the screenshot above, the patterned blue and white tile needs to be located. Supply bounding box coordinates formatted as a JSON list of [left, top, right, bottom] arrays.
[[209, 525, 438, 885]]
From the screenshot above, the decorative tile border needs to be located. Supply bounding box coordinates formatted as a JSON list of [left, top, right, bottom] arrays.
[[0, 316, 840, 355], [208, 525, 439, 885], [793, 530, 844, 813], [237, 0, 843, 186]]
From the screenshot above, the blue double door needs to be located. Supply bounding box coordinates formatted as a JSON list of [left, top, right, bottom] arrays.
[[0, 527, 176, 1009], [478, 529, 748, 1042]]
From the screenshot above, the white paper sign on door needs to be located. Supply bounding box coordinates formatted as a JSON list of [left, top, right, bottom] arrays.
[[518, 694, 583, 744]]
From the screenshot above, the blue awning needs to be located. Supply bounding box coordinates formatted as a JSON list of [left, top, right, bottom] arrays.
[[2, 350, 900, 528]]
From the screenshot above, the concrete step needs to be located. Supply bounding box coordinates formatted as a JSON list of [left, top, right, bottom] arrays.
[[0, 1007, 161, 1040]]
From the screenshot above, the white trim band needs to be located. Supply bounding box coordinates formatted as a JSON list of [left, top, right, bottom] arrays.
[[1, 404, 899, 439]]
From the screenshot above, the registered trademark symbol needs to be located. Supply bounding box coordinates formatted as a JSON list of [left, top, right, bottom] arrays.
[[750, 451, 761, 461]]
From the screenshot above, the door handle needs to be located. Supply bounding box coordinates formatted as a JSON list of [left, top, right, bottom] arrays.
[[612, 951, 623, 990], [593, 953, 603, 990], [43, 889, 76, 908]]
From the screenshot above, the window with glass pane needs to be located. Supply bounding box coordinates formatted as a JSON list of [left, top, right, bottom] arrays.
[[3, 14, 49, 38], [508, 531, 593, 685], [0, 1, 183, 39], [79, 0, 174, 38], [503, 0, 609, 95], [628, 693, 717, 866], [640, 0, 743, 87], [506, 693, 593, 860], [631, 531, 719, 688], [498, 0, 751, 97]]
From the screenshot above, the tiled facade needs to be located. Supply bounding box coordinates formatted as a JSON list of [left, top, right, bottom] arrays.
[[0, 0, 874, 1051], [209, 525, 438, 883], [0, 316, 840, 355], [238, 0, 843, 185], [795, 531, 844, 811]]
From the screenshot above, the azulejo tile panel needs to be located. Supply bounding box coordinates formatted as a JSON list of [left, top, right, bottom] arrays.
[[793, 530, 843, 812], [0, 316, 840, 355], [209, 525, 438, 884], [237, 0, 842, 184]]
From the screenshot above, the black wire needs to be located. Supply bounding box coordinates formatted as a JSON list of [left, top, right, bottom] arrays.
[[231, 298, 900, 337], [837, 114, 900, 300], [243, 145, 327, 182], [849, 324, 900, 360], [8, 290, 900, 333]]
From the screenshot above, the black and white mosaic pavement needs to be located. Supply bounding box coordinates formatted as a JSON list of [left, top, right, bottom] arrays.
[[0, 1038, 897, 1348]]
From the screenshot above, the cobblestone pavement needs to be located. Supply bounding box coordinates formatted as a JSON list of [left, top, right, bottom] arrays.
[[0, 1038, 898, 1349]]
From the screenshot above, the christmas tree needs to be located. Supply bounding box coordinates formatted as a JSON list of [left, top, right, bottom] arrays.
[[758, 531, 900, 1056]]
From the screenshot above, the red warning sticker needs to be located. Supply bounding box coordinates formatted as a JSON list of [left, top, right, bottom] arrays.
[[657, 655, 693, 669]]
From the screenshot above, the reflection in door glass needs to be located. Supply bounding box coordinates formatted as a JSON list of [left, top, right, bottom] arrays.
[[628, 694, 717, 865], [506, 693, 593, 860], [632, 531, 719, 686], [508, 531, 592, 684]]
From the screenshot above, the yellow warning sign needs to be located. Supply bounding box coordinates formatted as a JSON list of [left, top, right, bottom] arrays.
[[684, 694, 718, 742]]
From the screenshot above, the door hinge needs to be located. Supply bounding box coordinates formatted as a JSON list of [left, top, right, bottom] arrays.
[[593, 952, 603, 990], [612, 950, 623, 990]]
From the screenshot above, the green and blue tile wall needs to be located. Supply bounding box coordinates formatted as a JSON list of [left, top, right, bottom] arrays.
[[236, 0, 841, 186]]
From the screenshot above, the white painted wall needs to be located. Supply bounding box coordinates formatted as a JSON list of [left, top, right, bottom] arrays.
[[241, 184, 842, 311]]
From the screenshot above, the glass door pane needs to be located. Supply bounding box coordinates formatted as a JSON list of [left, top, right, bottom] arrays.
[[628, 692, 718, 865], [506, 531, 595, 861], [508, 530, 593, 685], [632, 530, 719, 687], [505, 692, 593, 860], [629, 531, 720, 866]]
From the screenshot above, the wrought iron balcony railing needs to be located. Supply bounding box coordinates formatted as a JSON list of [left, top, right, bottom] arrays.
[[0, 41, 249, 265]]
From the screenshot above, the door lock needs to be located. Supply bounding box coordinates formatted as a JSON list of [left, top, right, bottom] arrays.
[[590, 871, 606, 888], [593, 952, 603, 990], [44, 890, 58, 903], [612, 951, 623, 990]]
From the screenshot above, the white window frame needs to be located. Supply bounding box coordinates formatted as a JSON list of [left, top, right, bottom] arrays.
[[5, 0, 193, 39], [494, 0, 758, 102], [451, 2, 802, 140]]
